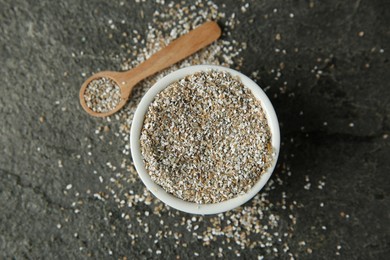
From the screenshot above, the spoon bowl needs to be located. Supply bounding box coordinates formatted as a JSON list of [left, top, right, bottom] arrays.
[[79, 71, 128, 117]]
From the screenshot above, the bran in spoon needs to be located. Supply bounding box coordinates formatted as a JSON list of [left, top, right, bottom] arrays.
[[84, 77, 121, 113]]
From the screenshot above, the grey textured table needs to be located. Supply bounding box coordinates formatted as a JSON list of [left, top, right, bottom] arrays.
[[1, 0, 389, 259]]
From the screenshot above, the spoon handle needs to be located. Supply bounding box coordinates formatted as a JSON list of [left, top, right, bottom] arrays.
[[119, 21, 221, 88]]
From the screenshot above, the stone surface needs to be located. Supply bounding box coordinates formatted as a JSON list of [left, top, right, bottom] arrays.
[[0, 0, 389, 259]]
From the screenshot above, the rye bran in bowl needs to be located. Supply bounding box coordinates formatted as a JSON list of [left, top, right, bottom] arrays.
[[131, 65, 280, 214]]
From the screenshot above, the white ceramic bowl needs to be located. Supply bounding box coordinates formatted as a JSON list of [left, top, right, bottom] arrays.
[[130, 65, 280, 215]]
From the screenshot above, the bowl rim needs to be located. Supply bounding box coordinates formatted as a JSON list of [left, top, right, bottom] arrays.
[[130, 64, 280, 215]]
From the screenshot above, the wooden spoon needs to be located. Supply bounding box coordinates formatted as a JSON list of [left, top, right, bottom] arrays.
[[79, 21, 221, 117]]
